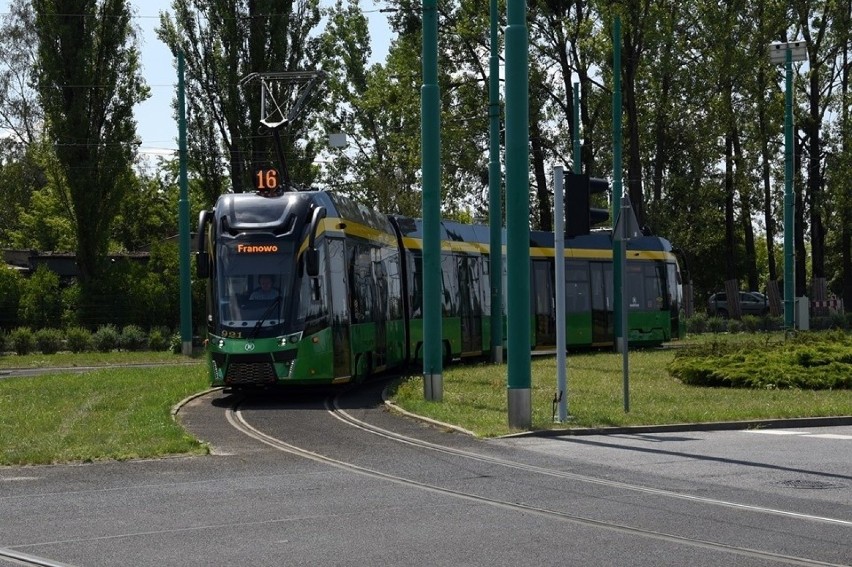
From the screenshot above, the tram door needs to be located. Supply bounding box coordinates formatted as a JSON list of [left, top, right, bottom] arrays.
[[532, 260, 557, 347], [590, 261, 613, 344], [328, 240, 351, 378], [458, 255, 483, 354]]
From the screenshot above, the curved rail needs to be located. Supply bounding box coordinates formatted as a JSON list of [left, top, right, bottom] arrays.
[[226, 396, 849, 567]]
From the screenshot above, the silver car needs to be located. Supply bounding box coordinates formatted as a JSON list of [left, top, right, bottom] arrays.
[[707, 291, 769, 317]]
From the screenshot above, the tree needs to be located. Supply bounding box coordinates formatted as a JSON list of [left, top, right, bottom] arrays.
[[0, 0, 41, 149], [157, 0, 323, 198], [33, 0, 149, 285], [0, 0, 44, 248]]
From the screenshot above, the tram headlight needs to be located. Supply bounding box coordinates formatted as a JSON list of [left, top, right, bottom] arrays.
[[217, 339, 225, 348]]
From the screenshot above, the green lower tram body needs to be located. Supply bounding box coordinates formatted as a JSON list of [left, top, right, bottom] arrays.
[[208, 309, 677, 388]]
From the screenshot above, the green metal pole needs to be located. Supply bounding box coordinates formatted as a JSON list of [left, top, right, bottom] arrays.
[[177, 51, 193, 356], [505, 0, 531, 429], [612, 16, 624, 354], [573, 83, 581, 174], [488, 0, 503, 364], [421, 0, 442, 400], [783, 48, 795, 329]]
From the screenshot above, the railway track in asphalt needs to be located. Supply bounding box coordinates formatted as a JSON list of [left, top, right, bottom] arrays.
[[0, 547, 76, 567], [225, 391, 851, 567]]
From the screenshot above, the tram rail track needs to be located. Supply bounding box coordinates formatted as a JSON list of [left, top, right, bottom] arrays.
[[0, 547, 76, 567], [227, 393, 851, 567]]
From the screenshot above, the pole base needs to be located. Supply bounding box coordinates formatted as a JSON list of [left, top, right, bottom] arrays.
[[424, 373, 443, 402], [508, 387, 531, 429], [491, 345, 503, 364]]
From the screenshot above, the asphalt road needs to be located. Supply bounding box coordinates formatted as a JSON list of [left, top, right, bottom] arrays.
[[1, 380, 850, 566]]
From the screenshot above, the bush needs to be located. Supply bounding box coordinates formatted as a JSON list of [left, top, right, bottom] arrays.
[[727, 319, 745, 334], [0, 267, 24, 329], [685, 313, 708, 335], [34, 328, 64, 354], [741, 315, 762, 333], [706, 316, 727, 333], [762, 315, 783, 332], [148, 328, 169, 351], [668, 331, 852, 390], [169, 332, 182, 354], [830, 312, 847, 330], [17, 265, 62, 329], [9, 327, 35, 355], [65, 327, 92, 353], [92, 325, 120, 352], [119, 325, 148, 351]]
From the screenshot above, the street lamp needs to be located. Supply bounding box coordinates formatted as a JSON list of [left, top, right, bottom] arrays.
[[768, 40, 807, 329]]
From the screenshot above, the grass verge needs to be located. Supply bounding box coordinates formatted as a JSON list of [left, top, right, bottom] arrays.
[[388, 345, 852, 437], [0, 350, 198, 369], [0, 365, 209, 466]]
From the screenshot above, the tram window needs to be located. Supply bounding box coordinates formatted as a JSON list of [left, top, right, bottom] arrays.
[[625, 263, 664, 310], [532, 261, 552, 315], [299, 242, 328, 332], [410, 254, 423, 317], [349, 244, 375, 323], [386, 253, 402, 320], [441, 253, 457, 317], [328, 240, 349, 324], [565, 260, 590, 313]]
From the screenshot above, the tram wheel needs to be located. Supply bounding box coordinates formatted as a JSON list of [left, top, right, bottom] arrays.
[[354, 353, 371, 384]]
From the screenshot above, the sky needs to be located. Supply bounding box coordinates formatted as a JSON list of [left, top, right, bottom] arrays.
[[132, 0, 392, 160]]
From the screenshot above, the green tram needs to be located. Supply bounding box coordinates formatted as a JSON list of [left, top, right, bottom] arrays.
[[196, 189, 684, 388]]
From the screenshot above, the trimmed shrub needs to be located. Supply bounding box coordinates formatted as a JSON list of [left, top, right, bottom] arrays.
[[741, 315, 762, 333], [119, 325, 148, 351], [34, 328, 64, 354], [65, 327, 92, 353], [92, 325, 119, 352], [685, 313, 708, 335], [762, 315, 783, 332], [148, 328, 169, 351], [706, 316, 727, 334], [668, 331, 852, 389], [9, 327, 35, 355]]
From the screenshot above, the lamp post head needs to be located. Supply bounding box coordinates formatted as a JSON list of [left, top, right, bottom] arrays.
[[768, 41, 808, 64]]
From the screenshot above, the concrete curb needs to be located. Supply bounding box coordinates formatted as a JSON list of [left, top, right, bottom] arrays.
[[498, 415, 852, 438], [381, 382, 852, 439]]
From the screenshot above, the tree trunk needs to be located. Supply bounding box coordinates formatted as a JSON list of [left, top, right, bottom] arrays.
[[794, 132, 807, 297], [530, 120, 551, 232], [724, 134, 736, 281], [733, 126, 758, 291], [807, 71, 825, 284]]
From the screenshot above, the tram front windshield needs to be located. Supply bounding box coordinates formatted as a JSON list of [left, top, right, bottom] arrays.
[[215, 240, 296, 335]]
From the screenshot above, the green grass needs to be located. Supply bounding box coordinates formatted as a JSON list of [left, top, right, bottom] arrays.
[[389, 338, 852, 437], [3, 333, 850, 465], [0, 365, 209, 465], [0, 350, 197, 369]]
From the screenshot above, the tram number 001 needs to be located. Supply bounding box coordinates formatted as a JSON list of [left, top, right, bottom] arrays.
[[255, 168, 279, 191]]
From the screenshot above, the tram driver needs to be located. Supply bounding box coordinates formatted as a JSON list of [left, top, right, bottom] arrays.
[[249, 274, 279, 300]]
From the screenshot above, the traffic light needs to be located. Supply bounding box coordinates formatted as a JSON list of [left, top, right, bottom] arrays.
[[564, 173, 610, 237]]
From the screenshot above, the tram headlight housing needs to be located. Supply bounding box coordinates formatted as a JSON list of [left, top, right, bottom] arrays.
[[279, 332, 302, 347]]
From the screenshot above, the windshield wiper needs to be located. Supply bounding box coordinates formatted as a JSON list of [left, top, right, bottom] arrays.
[[249, 295, 282, 339]]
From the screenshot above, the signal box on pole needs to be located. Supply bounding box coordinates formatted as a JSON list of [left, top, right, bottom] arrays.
[[565, 173, 610, 237]]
